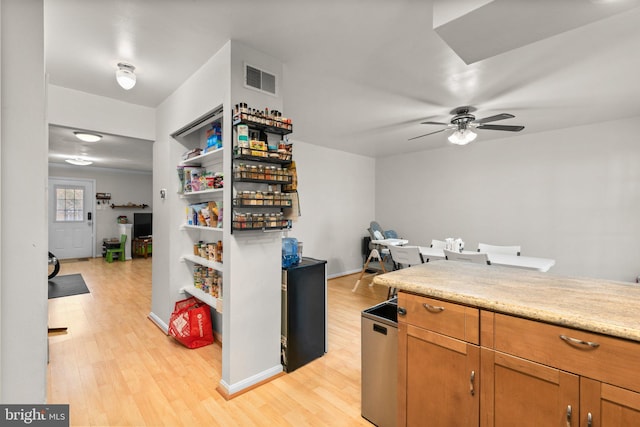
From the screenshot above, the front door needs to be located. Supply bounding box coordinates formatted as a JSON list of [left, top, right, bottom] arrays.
[[48, 177, 95, 259]]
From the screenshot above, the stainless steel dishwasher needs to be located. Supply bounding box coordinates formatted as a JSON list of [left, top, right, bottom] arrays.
[[361, 299, 398, 427]]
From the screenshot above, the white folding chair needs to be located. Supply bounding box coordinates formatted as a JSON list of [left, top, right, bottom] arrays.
[[423, 239, 448, 262], [444, 249, 491, 265], [388, 245, 424, 298], [477, 243, 521, 256], [389, 245, 424, 269]]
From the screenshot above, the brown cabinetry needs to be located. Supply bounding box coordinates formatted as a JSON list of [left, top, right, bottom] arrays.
[[480, 348, 579, 427], [581, 378, 640, 426], [487, 313, 640, 427], [398, 292, 480, 427], [398, 291, 640, 427]]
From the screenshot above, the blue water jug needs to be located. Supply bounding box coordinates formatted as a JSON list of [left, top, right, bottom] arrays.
[[282, 237, 299, 268]]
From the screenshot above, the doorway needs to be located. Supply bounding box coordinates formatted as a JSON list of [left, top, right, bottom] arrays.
[[48, 177, 96, 259]]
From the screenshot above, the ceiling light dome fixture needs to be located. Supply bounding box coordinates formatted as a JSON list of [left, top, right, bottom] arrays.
[[448, 128, 477, 145], [74, 131, 102, 143], [65, 157, 93, 166], [116, 62, 136, 90]]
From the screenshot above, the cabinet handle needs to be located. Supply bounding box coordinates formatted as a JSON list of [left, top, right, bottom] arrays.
[[422, 303, 445, 313], [469, 370, 475, 396], [566, 405, 572, 426], [559, 334, 600, 349], [587, 412, 593, 427], [397, 307, 407, 316]]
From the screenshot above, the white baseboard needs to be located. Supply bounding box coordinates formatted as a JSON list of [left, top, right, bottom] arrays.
[[148, 311, 168, 333], [327, 268, 362, 279], [218, 364, 283, 396]]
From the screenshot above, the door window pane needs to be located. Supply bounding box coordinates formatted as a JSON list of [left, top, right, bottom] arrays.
[[55, 186, 84, 221]]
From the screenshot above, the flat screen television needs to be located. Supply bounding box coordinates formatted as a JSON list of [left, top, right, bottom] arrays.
[[133, 213, 152, 238]]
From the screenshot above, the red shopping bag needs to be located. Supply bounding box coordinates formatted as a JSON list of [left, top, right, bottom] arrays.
[[168, 297, 214, 348]]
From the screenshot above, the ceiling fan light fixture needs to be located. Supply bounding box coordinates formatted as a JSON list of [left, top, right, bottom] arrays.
[[65, 157, 93, 166], [448, 129, 477, 145], [116, 62, 136, 90], [73, 131, 102, 143]]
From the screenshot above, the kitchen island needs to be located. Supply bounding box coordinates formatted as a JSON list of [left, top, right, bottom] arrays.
[[373, 260, 640, 426]]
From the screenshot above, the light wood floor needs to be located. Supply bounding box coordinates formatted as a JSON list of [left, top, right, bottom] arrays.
[[47, 257, 389, 426]]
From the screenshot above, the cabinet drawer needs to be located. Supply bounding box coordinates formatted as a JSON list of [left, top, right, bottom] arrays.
[[398, 292, 479, 344], [494, 313, 640, 393]]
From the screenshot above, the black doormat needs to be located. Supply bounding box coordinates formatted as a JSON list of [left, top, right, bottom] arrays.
[[48, 274, 90, 299]]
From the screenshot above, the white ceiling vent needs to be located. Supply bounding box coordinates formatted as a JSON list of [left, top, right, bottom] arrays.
[[245, 64, 277, 96]]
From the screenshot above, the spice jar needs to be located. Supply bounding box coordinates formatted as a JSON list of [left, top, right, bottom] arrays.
[[234, 213, 247, 229], [249, 165, 258, 180], [251, 213, 264, 229], [264, 166, 274, 181], [255, 191, 264, 205], [268, 213, 277, 228], [237, 191, 251, 206]]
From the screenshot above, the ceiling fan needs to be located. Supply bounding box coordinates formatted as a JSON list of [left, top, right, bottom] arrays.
[[409, 106, 524, 145]]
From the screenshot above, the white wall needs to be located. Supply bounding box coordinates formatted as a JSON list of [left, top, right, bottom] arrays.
[[48, 85, 155, 141], [376, 116, 640, 282], [225, 40, 284, 389], [285, 140, 376, 277], [0, 0, 47, 403], [49, 164, 153, 255], [152, 41, 231, 330]]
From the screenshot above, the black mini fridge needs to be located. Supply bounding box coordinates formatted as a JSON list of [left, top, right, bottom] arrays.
[[281, 257, 327, 372]]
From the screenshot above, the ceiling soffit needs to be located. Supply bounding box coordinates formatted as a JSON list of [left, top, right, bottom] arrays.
[[433, 0, 640, 64]]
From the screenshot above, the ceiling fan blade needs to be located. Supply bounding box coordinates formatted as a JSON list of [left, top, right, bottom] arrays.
[[408, 128, 447, 141], [420, 121, 449, 126], [477, 124, 524, 132], [474, 113, 515, 124]]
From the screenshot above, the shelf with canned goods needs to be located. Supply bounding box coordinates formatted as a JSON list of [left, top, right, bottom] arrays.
[[232, 113, 292, 135], [177, 167, 224, 194], [232, 212, 291, 231], [182, 253, 223, 273], [233, 146, 292, 164], [233, 191, 292, 208], [180, 260, 222, 305], [233, 124, 292, 163], [233, 163, 292, 184]]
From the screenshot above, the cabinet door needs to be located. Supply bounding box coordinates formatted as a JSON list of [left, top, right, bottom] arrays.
[[483, 350, 579, 427], [399, 323, 479, 427], [581, 378, 640, 427]]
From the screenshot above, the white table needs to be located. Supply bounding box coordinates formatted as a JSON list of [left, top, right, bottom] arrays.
[[371, 238, 409, 246], [418, 247, 556, 272]]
